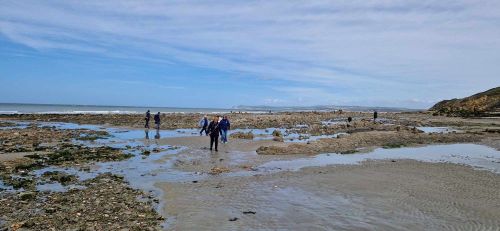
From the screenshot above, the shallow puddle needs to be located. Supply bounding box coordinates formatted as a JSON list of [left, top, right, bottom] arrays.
[[229, 127, 347, 143], [417, 126, 459, 133], [258, 144, 500, 173]]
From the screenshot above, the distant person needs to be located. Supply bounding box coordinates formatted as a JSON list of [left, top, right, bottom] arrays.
[[207, 116, 220, 151], [199, 115, 209, 136], [144, 110, 151, 129], [219, 116, 231, 144], [154, 112, 161, 129], [347, 117, 352, 123], [373, 111, 378, 123]]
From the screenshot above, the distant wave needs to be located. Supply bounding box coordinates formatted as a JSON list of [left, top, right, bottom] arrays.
[[0, 110, 247, 115], [0, 111, 19, 114], [35, 110, 143, 115]]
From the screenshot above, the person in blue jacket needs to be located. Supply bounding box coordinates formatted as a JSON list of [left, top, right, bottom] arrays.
[[219, 115, 231, 144], [199, 115, 209, 136]]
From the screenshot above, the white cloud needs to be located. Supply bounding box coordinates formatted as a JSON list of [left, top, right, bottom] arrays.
[[1, 0, 499, 108]]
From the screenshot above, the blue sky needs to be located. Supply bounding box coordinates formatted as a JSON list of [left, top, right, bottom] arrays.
[[1, 1, 499, 109]]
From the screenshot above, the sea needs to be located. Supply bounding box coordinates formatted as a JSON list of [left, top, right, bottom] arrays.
[[0, 103, 416, 114], [0, 103, 235, 114]]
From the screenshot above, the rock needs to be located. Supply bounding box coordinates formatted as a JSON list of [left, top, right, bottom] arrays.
[[272, 136, 284, 142], [272, 130, 282, 137], [18, 191, 36, 201], [230, 132, 254, 139], [209, 167, 230, 175]]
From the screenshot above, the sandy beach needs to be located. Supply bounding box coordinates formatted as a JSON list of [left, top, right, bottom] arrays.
[[160, 160, 500, 230], [0, 111, 499, 230]]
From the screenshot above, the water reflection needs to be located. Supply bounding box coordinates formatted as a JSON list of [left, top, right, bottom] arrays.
[[155, 129, 161, 139]]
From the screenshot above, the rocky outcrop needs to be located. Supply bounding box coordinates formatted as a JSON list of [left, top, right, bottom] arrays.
[[430, 87, 500, 117]]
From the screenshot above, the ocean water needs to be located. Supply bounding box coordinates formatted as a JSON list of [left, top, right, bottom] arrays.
[[0, 103, 235, 114], [0, 103, 415, 114]]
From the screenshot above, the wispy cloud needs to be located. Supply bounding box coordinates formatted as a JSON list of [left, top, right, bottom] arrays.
[[1, 0, 499, 108], [103, 79, 185, 90]]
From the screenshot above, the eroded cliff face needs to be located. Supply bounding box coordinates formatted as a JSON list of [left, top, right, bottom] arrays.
[[430, 87, 500, 117]]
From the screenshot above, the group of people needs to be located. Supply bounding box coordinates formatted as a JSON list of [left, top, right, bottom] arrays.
[[144, 110, 230, 152], [199, 115, 230, 152], [144, 110, 161, 129], [143, 109, 377, 152]]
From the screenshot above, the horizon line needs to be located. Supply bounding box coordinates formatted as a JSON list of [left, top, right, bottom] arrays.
[[0, 102, 425, 111]]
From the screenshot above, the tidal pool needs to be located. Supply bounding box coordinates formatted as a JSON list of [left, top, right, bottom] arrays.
[[258, 144, 500, 173]]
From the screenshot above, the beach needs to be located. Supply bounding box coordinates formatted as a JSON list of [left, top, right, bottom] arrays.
[[3, 1, 500, 230], [0, 111, 499, 230]]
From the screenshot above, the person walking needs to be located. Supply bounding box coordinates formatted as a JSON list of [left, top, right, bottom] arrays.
[[219, 116, 231, 144], [218, 116, 223, 136], [154, 112, 161, 130], [373, 111, 378, 123], [144, 110, 151, 129], [199, 115, 209, 136], [207, 116, 220, 151]]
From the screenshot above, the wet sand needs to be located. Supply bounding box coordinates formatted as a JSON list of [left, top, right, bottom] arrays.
[[159, 160, 500, 230], [156, 136, 293, 173]]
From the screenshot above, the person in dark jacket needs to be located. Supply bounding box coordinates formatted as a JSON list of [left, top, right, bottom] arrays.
[[199, 115, 209, 136], [219, 116, 231, 143], [154, 112, 161, 129], [207, 116, 220, 151], [145, 110, 151, 129], [373, 111, 378, 123]]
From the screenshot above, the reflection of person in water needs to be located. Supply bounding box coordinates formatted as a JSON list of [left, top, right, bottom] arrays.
[[154, 112, 161, 130], [145, 129, 149, 139], [155, 129, 160, 139]]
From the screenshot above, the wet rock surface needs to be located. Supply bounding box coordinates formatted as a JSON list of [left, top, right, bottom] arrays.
[[257, 130, 486, 155], [0, 111, 443, 130], [0, 173, 162, 230], [41, 171, 79, 186], [0, 120, 174, 230], [0, 121, 16, 127], [0, 123, 110, 153]]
